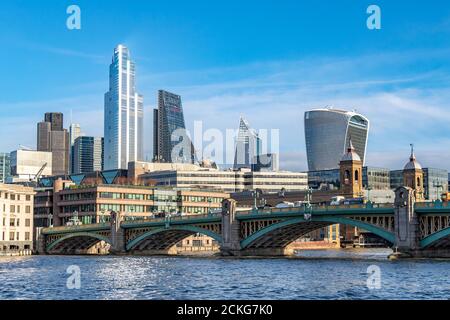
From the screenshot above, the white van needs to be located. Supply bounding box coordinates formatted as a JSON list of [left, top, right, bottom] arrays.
[[275, 201, 295, 208], [330, 196, 345, 206]]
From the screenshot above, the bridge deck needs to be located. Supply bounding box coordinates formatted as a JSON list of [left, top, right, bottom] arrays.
[[41, 202, 450, 235]]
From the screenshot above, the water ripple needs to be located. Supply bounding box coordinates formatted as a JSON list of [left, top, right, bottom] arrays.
[[0, 249, 449, 300]]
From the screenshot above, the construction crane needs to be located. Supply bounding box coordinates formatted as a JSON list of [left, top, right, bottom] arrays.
[[31, 163, 47, 182]]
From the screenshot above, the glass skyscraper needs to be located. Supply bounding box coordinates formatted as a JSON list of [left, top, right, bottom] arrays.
[[153, 90, 195, 164], [0, 153, 11, 183], [104, 45, 144, 170], [69, 123, 82, 174], [304, 108, 370, 171], [72, 136, 104, 174], [234, 117, 261, 170]]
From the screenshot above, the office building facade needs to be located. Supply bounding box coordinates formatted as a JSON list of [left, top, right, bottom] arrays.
[[0, 153, 11, 183], [143, 167, 308, 193], [234, 117, 261, 170], [391, 167, 448, 201], [362, 167, 391, 190], [34, 183, 228, 226], [0, 184, 34, 254], [69, 123, 82, 174], [104, 45, 144, 170], [153, 90, 195, 164], [308, 166, 390, 191], [252, 153, 279, 172], [423, 168, 448, 200], [44, 112, 63, 131], [72, 136, 104, 174], [10, 150, 52, 181], [304, 108, 370, 171], [37, 112, 70, 175]]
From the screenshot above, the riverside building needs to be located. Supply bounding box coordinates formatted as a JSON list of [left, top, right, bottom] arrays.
[[0, 183, 35, 255]]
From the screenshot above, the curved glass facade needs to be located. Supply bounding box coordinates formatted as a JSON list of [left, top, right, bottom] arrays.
[[304, 109, 369, 171]]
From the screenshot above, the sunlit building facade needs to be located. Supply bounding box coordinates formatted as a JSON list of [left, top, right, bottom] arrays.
[[104, 45, 144, 170], [304, 108, 369, 171], [0, 153, 11, 183], [234, 117, 261, 170], [153, 90, 195, 164]]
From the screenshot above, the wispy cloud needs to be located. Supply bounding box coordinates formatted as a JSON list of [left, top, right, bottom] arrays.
[[2, 47, 450, 171]]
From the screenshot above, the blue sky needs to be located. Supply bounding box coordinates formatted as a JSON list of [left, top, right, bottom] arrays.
[[1, 0, 450, 170]]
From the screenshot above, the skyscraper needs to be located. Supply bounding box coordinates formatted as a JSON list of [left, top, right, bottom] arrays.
[[0, 153, 11, 183], [234, 117, 261, 170], [44, 112, 64, 131], [69, 123, 82, 174], [72, 136, 104, 174], [304, 108, 369, 171], [153, 90, 195, 164], [104, 44, 144, 170], [37, 112, 70, 176]]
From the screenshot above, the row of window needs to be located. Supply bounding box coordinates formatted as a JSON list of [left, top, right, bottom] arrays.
[[0, 193, 31, 201], [1, 217, 31, 227], [1, 231, 31, 241], [0, 204, 31, 214]]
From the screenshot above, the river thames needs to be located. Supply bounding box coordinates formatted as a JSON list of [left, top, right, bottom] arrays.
[[1, 249, 449, 300]]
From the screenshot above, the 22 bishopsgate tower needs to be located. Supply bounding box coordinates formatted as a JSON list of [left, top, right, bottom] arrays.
[[104, 45, 144, 170]]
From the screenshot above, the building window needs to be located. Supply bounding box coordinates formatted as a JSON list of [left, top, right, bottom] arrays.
[[355, 170, 359, 181]]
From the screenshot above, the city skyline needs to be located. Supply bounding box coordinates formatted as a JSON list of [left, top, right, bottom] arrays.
[[1, 1, 450, 171]]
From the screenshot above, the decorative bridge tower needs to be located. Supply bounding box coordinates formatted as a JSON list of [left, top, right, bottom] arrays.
[[339, 139, 363, 198], [403, 144, 424, 201]]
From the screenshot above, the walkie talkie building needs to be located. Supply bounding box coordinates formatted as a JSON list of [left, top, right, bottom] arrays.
[[304, 108, 369, 171]]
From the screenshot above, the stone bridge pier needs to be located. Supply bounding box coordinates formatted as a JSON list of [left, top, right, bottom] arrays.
[[220, 199, 294, 257]]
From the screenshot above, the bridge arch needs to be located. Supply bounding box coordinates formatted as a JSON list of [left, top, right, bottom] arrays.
[[46, 232, 112, 252], [420, 227, 450, 248], [126, 225, 222, 251], [240, 216, 395, 249]]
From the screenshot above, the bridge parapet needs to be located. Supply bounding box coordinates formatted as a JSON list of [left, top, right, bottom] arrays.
[[41, 223, 109, 234]]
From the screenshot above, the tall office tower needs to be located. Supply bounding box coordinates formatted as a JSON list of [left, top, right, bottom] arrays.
[[37, 113, 70, 176], [153, 90, 195, 163], [37, 121, 51, 151], [44, 112, 64, 131], [69, 124, 82, 145], [104, 44, 144, 170], [69, 124, 82, 174], [233, 117, 261, 170], [0, 153, 11, 183], [304, 108, 370, 171], [72, 136, 104, 174], [153, 109, 159, 160]]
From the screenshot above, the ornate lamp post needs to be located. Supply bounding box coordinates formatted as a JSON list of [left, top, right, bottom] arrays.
[[47, 212, 53, 227]]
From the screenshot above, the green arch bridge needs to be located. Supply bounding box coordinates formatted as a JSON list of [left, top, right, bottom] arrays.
[[37, 187, 450, 258]]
